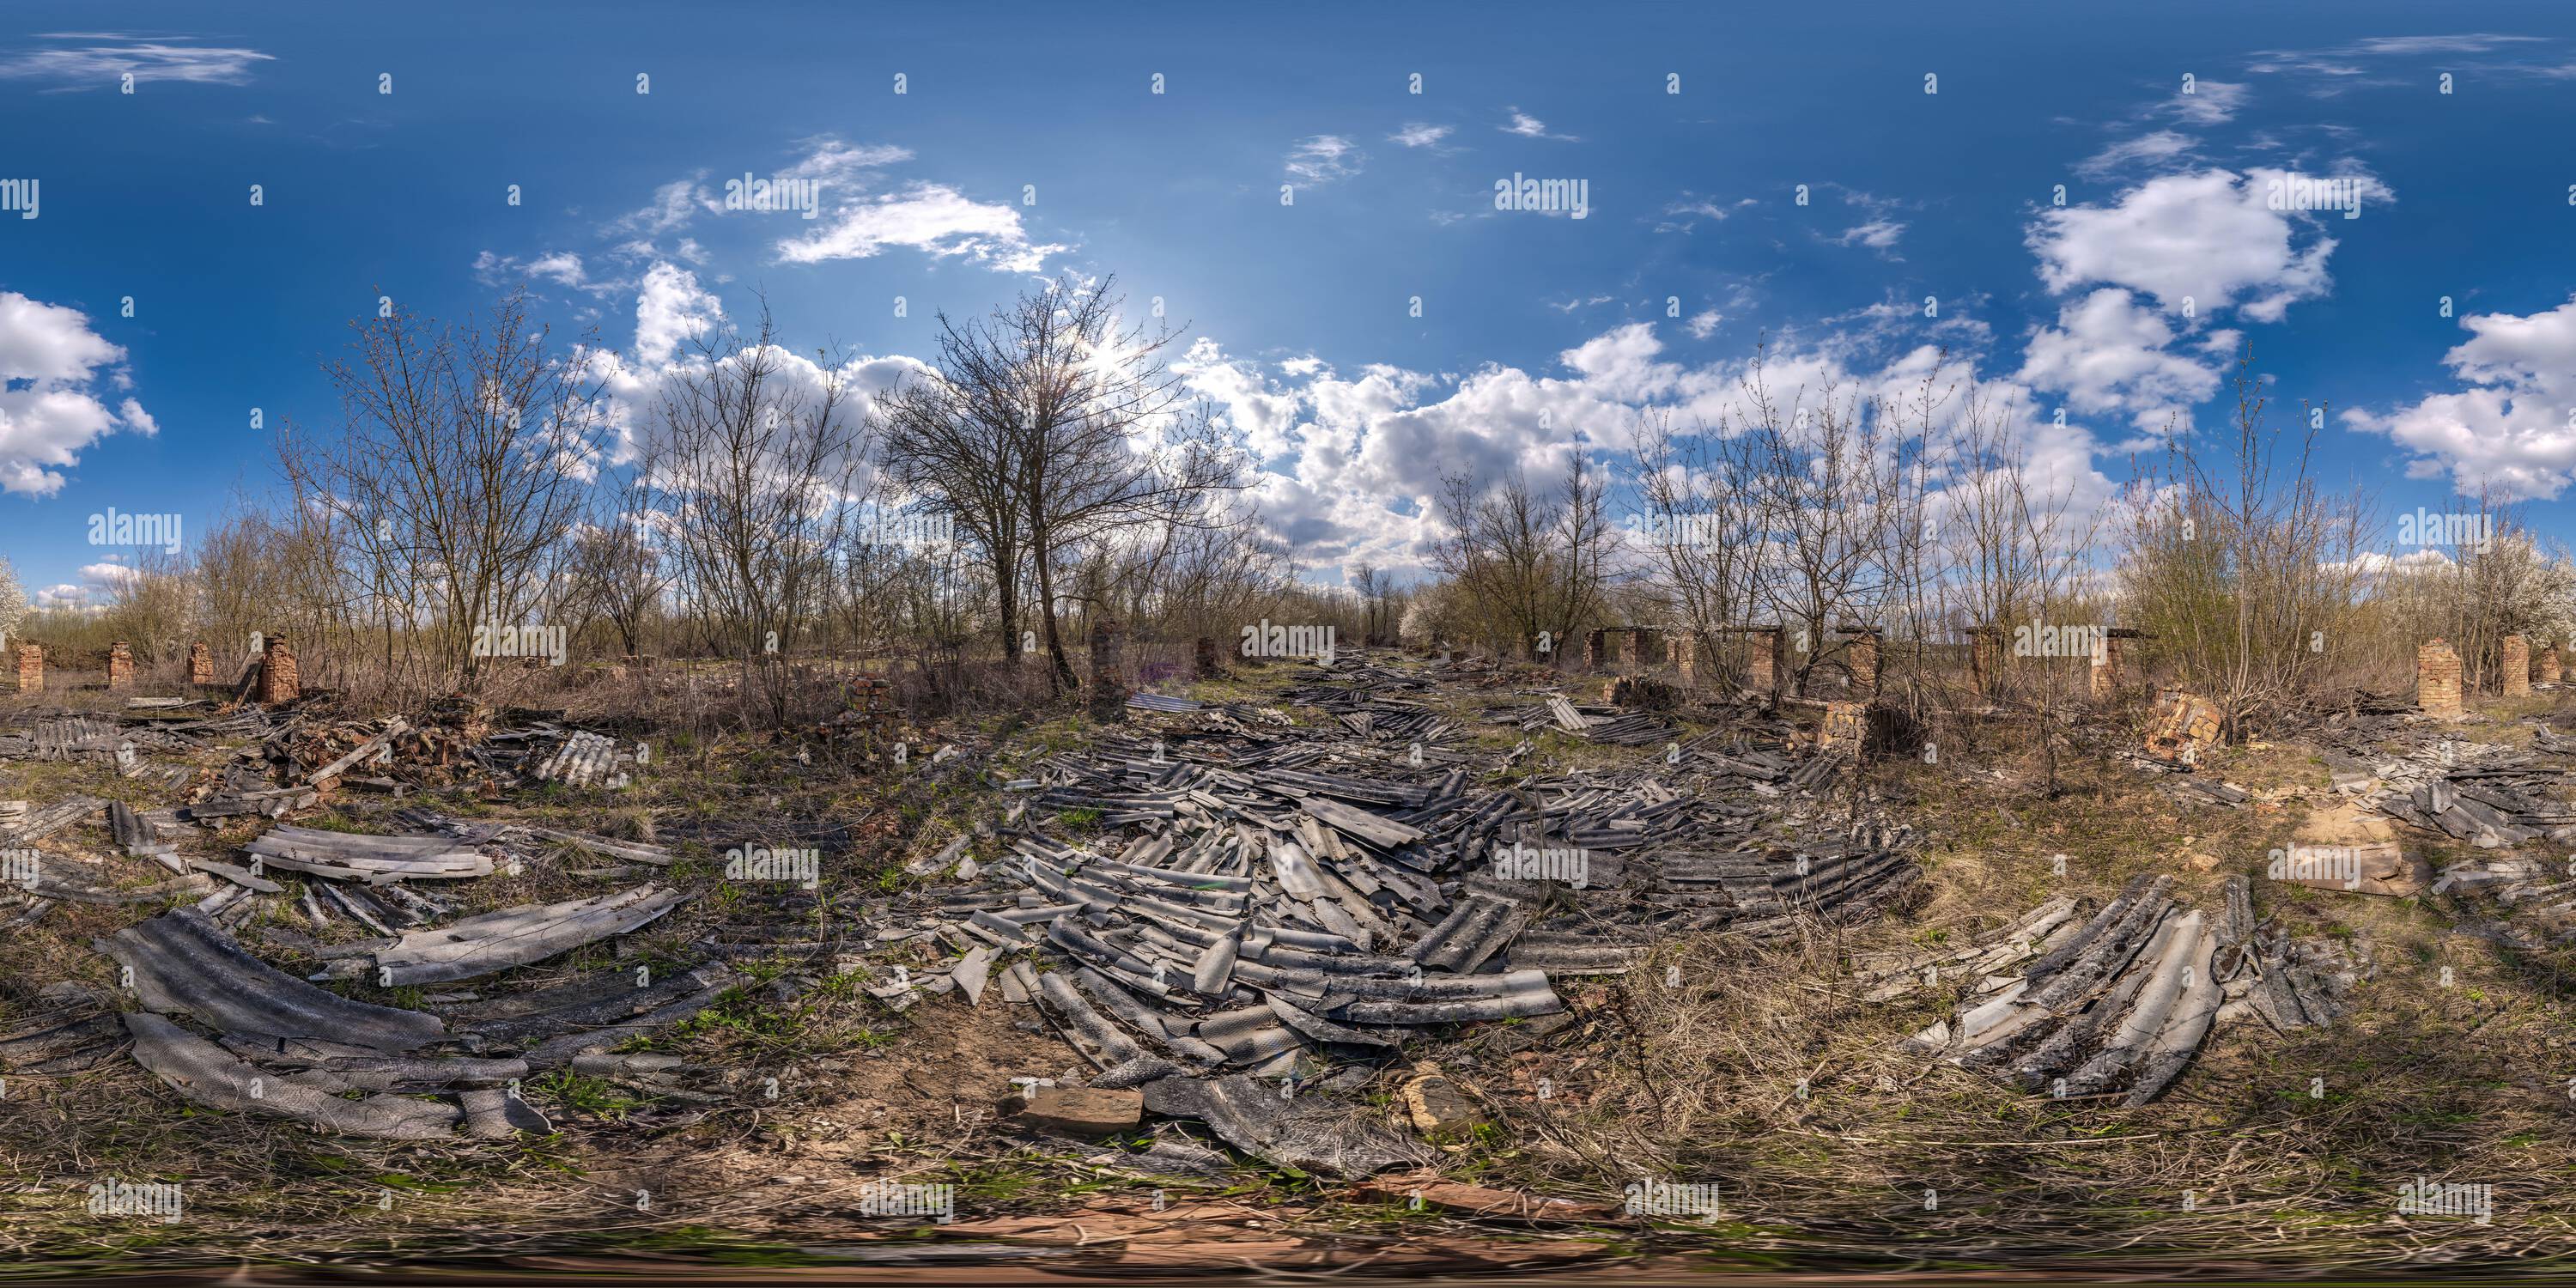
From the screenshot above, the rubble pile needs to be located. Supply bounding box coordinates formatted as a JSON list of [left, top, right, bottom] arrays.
[[2336, 738, 2576, 848], [862, 658, 1917, 1173], [1877, 875, 2356, 1105]]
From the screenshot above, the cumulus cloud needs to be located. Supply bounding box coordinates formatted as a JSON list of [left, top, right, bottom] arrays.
[[2346, 297, 2576, 501], [2028, 167, 2387, 322], [632, 262, 724, 368], [773, 182, 1064, 271], [1170, 317, 2123, 578], [0, 291, 149, 496], [2017, 288, 2231, 432]]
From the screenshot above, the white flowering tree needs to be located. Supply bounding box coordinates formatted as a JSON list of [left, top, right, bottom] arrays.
[[0, 556, 23, 653]]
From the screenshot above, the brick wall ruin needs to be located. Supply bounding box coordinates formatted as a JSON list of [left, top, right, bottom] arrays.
[[2501, 634, 2530, 698], [258, 636, 301, 705], [106, 641, 133, 692], [15, 644, 39, 695], [1843, 631, 1880, 696], [2090, 634, 2124, 701], [2543, 644, 2564, 686], [1672, 630, 1701, 688], [1747, 627, 1782, 701], [2418, 638, 2462, 718], [188, 641, 214, 687]]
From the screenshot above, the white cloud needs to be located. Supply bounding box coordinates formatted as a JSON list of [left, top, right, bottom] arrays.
[[2347, 297, 2576, 501], [2077, 129, 2200, 179], [1833, 219, 1907, 255], [0, 291, 147, 496], [1501, 108, 1577, 141], [614, 178, 710, 236], [2027, 167, 2387, 322], [0, 36, 271, 88], [632, 262, 725, 368], [2170, 80, 2248, 125], [1389, 123, 1451, 148], [1686, 311, 1722, 339], [1285, 135, 1363, 184], [475, 249, 604, 293], [773, 182, 1065, 272], [2016, 289, 2227, 432]]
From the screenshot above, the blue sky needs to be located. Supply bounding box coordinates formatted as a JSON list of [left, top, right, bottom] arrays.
[[6, 3, 2576, 606]]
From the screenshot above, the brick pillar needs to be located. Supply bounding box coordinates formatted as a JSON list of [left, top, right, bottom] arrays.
[[1673, 631, 1700, 688], [1820, 700, 1866, 752], [1583, 629, 1606, 670], [1194, 635, 1220, 680], [2417, 638, 2462, 718], [1846, 632, 1880, 696], [188, 641, 214, 686], [1632, 629, 1662, 668], [106, 641, 133, 692], [15, 644, 39, 694], [1747, 628, 1781, 701], [2501, 635, 2530, 697], [2089, 635, 2123, 701], [1971, 629, 2002, 697], [1087, 617, 1127, 722], [258, 636, 301, 705], [2542, 645, 2563, 685]]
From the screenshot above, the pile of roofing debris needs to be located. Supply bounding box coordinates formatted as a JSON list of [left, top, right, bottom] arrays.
[[2337, 737, 2576, 849], [2312, 720, 2576, 945], [1867, 875, 2360, 1106], [0, 690, 745, 1138], [886, 653, 1917, 1174]]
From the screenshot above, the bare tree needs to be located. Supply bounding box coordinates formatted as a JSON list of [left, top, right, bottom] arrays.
[[642, 308, 866, 726], [280, 290, 599, 701], [882, 275, 1238, 692], [1432, 452, 1615, 661]]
